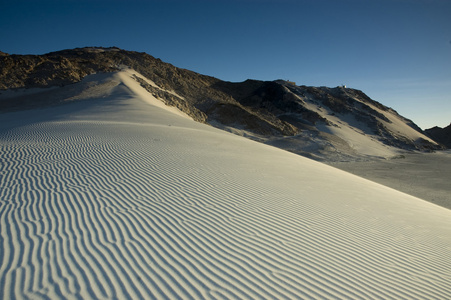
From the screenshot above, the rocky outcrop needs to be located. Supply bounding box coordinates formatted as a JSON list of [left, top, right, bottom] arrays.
[[0, 47, 443, 159], [0, 47, 298, 136], [426, 124, 451, 148]]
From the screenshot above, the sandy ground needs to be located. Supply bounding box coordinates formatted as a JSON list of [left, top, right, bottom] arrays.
[[328, 151, 451, 210], [1, 71, 450, 299]]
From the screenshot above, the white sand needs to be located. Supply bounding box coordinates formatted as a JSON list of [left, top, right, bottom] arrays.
[[329, 151, 451, 209], [1, 71, 451, 299], [268, 86, 439, 161]]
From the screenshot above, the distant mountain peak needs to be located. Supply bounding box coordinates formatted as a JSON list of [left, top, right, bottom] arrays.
[[0, 47, 443, 160], [425, 123, 451, 149]]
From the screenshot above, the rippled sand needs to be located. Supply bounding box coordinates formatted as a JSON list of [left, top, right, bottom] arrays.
[[1, 71, 450, 299]]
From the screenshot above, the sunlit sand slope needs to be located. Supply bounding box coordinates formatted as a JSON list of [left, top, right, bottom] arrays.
[[1, 72, 450, 299]]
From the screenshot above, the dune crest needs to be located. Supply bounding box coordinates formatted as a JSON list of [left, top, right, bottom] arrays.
[[1, 72, 450, 299]]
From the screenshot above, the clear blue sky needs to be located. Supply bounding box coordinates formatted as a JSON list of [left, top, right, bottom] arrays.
[[1, 0, 450, 129]]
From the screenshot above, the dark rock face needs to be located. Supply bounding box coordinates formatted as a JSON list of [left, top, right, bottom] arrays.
[[0, 47, 298, 136], [213, 80, 440, 152], [426, 124, 451, 148], [0, 47, 443, 158]]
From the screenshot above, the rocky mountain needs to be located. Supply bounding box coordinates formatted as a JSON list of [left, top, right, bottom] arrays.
[[0, 47, 443, 161], [425, 124, 451, 148]]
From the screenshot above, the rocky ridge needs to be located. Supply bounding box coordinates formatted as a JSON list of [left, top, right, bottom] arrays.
[[0, 47, 443, 160], [426, 124, 451, 148]]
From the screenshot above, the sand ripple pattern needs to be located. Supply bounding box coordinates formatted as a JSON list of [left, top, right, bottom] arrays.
[[1, 120, 451, 299]]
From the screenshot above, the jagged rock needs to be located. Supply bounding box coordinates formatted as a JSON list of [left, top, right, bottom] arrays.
[[0, 47, 443, 160], [426, 124, 451, 148], [0, 47, 297, 136]]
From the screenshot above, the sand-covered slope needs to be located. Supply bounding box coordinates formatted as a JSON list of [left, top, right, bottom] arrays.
[[1, 71, 450, 299], [2, 47, 443, 163]]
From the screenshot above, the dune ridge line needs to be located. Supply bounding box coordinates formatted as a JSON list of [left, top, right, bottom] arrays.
[[1, 71, 450, 299]]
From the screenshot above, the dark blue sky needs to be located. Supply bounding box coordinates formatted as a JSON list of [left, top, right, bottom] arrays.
[[1, 0, 450, 128]]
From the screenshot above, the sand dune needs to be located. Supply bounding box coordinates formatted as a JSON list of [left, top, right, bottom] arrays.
[[329, 151, 451, 209], [1, 71, 451, 299]]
